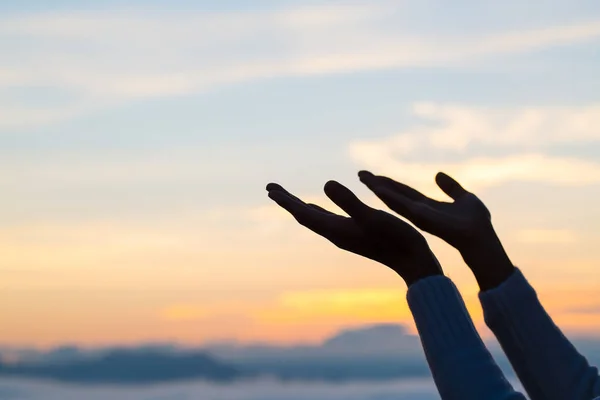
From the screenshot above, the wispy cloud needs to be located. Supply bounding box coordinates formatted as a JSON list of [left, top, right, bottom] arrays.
[[388, 103, 600, 151], [349, 103, 600, 195], [2, 5, 600, 128]]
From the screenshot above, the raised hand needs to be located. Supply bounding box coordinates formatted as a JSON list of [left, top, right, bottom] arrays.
[[358, 171, 514, 290], [266, 180, 442, 286]]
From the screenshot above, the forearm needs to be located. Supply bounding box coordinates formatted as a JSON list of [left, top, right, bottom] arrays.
[[480, 268, 600, 400], [407, 275, 526, 400]]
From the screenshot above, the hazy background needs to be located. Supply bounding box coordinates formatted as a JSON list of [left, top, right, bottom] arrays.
[[1, 0, 600, 398]]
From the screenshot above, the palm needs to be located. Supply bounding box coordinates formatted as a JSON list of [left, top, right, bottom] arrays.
[[300, 210, 416, 267], [418, 194, 490, 241], [359, 171, 492, 248]]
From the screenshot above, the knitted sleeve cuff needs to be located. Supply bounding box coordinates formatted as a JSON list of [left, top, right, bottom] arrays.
[[478, 268, 538, 329], [408, 275, 485, 357]]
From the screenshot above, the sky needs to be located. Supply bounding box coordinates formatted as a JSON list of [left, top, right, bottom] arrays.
[[1, 0, 600, 348]]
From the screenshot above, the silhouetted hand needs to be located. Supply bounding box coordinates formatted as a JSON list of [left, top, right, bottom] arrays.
[[358, 171, 515, 291], [266, 181, 442, 286]]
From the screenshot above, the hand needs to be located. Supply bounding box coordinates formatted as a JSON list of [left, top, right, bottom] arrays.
[[266, 180, 442, 286], [358, 171, 514, 291]]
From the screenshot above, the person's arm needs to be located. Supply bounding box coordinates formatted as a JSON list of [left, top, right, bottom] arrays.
[[408, 275, 526, 400], [479, 267, 600, 400], [359, 170, 600, 400], [266, 179, 524, 400]]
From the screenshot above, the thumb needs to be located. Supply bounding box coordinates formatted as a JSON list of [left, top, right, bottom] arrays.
[[435, 172, 468, 200], [324, 181, 373, 220]]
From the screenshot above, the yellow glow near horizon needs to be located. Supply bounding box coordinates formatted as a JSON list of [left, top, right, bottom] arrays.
[[2, 263, 600, 348], [2, 209, 600, 348]]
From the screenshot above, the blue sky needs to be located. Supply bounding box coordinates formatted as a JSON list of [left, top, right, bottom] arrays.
[[1, 0, 600, 346]]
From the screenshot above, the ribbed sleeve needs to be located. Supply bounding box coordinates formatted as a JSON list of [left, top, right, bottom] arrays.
[[480, 268, 600, 400], [408, 275, 526, 400]]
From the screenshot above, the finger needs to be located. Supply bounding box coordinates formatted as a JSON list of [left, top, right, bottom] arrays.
[[266, 182, 284, 192], [266, 183, 305, 203], [435, 172, 468, 200], [308, 203, 336, 215], [369, 185, 422, 223], [267, 183, 336, 216], [323, 180, 373, 220], [268, 190, 333, 233], [267, 189, 306, 215], [358, 171, 431, 203], [266, 184, 311, 219]]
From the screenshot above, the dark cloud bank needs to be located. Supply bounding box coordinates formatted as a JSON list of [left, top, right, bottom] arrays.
[[1, 324, 599, 385]]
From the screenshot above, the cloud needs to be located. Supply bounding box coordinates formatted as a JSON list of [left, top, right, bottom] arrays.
[[0, 143, 272, 190], [0, 378, 442, 400], [1, 5, 600, 128], [349, 103, 600, 195], [3, 322, 599, 395], [407, 103, 600, 151], [351, 102, 600, 155], [0, 102, 96, 129], [349, 151, 600, 196]]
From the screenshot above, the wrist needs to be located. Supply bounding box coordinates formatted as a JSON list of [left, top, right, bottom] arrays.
[[405, 271, 443, 287], [403, 256, 444, 287], [459, 229, 515, 291]]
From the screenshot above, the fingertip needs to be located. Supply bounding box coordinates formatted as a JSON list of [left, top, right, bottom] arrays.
[[359, 171, 377, 186], [324, 180, 354, 202], [266, 182, 284, 192], [435, 172, 454, 189], [358, 170, 374, 180], [323, 180, 341, 193], [323, 180, 373, 219], [435, 172, 447, 183], [435, 172, 466, 199], [438, 171, 459, 182]]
